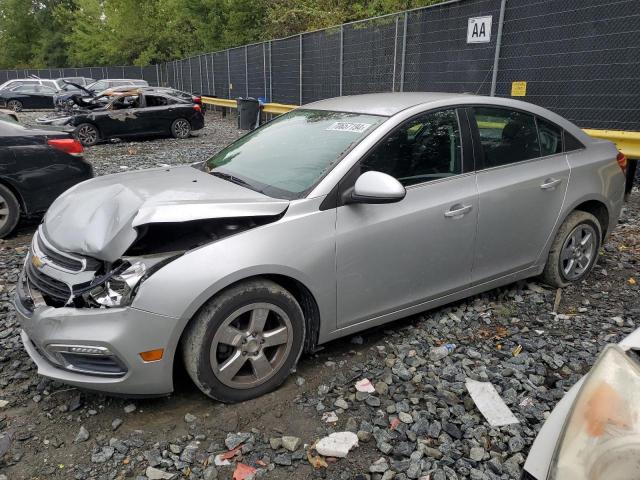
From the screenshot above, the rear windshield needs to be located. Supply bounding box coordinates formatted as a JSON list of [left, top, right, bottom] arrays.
[[203, 109, 386, 199]]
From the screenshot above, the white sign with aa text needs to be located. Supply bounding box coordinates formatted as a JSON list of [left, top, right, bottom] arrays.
[[467, 16, 492, 43]]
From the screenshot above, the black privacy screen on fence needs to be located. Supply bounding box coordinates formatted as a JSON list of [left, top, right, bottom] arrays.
[[496, 0, 640, 130], [1, 0, 639, 130], [404, 0, 502, 95]]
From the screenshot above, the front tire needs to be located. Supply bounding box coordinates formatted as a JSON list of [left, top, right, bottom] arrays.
[[0, 184, 20, 238], [171, 118, 191, 139], [541, 211, 602, 287], [7, 100, 22, 112], [74, 123, 100, 146], [181, 279, 305, 403]]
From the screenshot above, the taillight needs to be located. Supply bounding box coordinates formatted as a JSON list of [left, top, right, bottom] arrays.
[[47, 138, 83, 156], [616, 151, 628, 172], [192, 96, 202, 104], [193, 104, 202, 112]]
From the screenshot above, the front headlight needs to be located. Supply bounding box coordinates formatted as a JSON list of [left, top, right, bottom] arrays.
[[549, 345, 640, 480], [89, 261, 147, 307]]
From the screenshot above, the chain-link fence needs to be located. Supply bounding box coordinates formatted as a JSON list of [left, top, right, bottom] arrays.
[[1, 0, 639, 130]]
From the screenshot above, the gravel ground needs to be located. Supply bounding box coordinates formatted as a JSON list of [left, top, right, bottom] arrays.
[[0, 111, 639, 480]]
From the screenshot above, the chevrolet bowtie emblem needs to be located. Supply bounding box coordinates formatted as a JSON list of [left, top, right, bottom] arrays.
[[31, 255, 44, 269]]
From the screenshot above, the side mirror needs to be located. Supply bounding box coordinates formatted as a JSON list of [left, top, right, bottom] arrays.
[[345, 171, 406, 204]]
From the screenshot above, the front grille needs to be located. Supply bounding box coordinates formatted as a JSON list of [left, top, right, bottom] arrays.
[[26, 261, 71, 303], [36, 236, 84, 272], [59, 352, 127, 376]]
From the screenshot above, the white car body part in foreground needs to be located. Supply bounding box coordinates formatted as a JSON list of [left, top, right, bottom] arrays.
[[523, 327, 640, 479]]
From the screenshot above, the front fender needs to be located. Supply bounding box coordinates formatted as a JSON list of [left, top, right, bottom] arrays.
[[131, 197, 336, 347]]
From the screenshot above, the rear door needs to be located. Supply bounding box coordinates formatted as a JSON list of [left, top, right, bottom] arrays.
[[33, 85, 56, 108], [469, 106, 570, 282], [133, 94, 174, 133]]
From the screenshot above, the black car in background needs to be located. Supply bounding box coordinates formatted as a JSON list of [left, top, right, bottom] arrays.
[[39, 89, 205, 146], [0, 84, 58, 111], [0, 120, 93, 237]]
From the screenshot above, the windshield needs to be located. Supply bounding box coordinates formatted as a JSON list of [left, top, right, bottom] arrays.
[[203, 109, 386, 199]]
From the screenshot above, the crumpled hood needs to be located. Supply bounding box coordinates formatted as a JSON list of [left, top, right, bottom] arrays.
[[43, 165, 289, 262]]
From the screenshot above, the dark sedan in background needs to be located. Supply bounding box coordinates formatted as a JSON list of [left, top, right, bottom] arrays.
[[39, 89, 205, 146], [0, 84, 58, 111], [0, 119, 93, 237]]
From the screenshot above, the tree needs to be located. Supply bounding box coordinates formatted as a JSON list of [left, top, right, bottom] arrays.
[[0, 0, 446, 67]]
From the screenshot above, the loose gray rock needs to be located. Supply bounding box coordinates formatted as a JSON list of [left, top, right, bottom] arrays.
[[225, 432, 251, 450], [91, 446, 115, 463], [111, 418, 123, 431], [74, 426, 89, 443], [281, 435, 301, 451], [146, 466, 177, 480]]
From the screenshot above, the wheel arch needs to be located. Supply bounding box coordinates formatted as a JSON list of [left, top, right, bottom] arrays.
[[170, 272, 322, 393], [0, 176, 27, 213], [572, 199, 609, 241], [174, 273, 322, 358], [536, 195, 611, 269]]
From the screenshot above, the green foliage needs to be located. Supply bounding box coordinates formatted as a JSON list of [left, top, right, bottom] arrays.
[[0, 0, 444, 68]]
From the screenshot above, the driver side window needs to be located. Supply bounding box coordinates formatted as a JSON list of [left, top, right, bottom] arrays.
[[360, 109, 462, 187]]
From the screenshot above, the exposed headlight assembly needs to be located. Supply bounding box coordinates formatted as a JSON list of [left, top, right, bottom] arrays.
[[548, 345, 640, 480], [86, 253, 180, 308], [89, 261, 147, 307]]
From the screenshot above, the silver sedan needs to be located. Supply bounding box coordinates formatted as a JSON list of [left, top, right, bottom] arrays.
[[16, 93, 626, 402]]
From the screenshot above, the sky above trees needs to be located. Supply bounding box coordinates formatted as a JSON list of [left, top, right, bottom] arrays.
[[0, 0, 442, 68]]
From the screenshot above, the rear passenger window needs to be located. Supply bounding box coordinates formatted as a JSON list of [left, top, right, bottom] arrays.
[[473, 107, 540, 168], [537, 117, 563, 156], [145, 95, 168, 107]]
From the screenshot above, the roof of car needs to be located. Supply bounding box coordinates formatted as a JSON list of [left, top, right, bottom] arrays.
[[303, 92, 473, 116]]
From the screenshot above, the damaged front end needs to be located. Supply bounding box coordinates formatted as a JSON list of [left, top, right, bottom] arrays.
[[21, 214, 278, 312]]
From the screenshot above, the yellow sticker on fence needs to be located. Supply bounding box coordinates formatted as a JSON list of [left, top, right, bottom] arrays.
[[511, 81, 527, 97]]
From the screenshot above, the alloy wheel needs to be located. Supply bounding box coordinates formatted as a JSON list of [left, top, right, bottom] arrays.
[[174, 119, 190, 138], [0, 193, 9, 230], [7, 100, 22, 112], [76, 125, 97, 145], [560, 224, 597, 280], [210, 302, 292, 389]]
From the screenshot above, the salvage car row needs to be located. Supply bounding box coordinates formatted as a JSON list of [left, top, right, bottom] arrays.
[[0, 76, 205, 146]]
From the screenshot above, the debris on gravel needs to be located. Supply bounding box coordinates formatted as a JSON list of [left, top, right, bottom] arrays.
[[0, 109, 638, 479]]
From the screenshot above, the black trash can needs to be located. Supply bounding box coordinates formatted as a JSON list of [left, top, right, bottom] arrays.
[[237, 97, 261, 130]]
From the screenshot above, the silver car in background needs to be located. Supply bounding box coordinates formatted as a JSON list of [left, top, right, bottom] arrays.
[[15, 93, 626, 402]]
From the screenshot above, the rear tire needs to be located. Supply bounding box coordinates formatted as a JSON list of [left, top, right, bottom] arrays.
[[7, 100, 22, 112], [171, 118, 191, 139], [181, 279, 305, 403], [0, 184, 20, 238], [74, 123, 100, 146], [541, 211, 602, 287]]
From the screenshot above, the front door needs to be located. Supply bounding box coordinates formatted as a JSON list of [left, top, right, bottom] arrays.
[[470, 106, 570, 282], [335, 108, 478, 327], [101, 94, 141, 137]]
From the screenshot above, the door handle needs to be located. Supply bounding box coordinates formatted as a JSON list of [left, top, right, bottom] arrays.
[[540, 178, 562, 190], [444, 204, 473, 218]]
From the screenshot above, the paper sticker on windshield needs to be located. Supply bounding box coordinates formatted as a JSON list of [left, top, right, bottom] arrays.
[[326, 122, 372, 133]]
